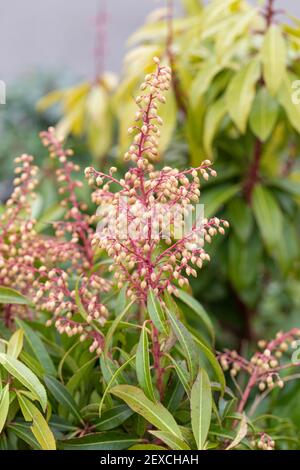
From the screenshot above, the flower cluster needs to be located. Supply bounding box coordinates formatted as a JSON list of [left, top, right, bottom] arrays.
[[219, 328, 300, 409], [86, 58, 228, 303]]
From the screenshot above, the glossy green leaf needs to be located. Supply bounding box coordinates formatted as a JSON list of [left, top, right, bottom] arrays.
[[203, 96, 227, 157], [166, 309, 199, 381], [95, 405, 134, 431], [110, 385, 183, 439], [44, 375, 83, 424], [191, 369, 212, 450], [0, 353, 47, 411], [177, 289, 214, 343], [149, 430, 190, 450], [15, 319, 56, 377], [59, 432, 137, 450], [136, 322, 156, 401], [147, 289, 167, 335]]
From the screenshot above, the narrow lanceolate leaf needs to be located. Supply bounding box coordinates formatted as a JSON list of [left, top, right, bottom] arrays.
[[0, 287, 30, 306], [252, 185, 283, 253], [110, 385, 183, 440], [44, 375, 83, 424], [177, 289, 215, 344], [249, 87, 279, 142], [147, 289, 167, 335], [166, 309, 199, 381], [261, 25, 286, 96], [15, 319, 56, 376], [226, 413, 248, 450], [149, 430, 191, 450], [58, 432, 137, 450], [226, 59, 260, 133], [18, 395, 56, 450], [0, 353, 47, 411], [0, 385, 10, 433], [136, 323, 156, 401], [104, 300, 134, 354], [95, 405, 134, 431], [190, 369, 212, 450], [7, 329, 24, 359]]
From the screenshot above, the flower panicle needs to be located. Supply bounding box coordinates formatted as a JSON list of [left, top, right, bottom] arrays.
[[85, 57, 229, 303]]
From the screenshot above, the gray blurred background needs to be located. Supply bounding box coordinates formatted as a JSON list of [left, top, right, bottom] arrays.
[[1, 0, 299, 83]]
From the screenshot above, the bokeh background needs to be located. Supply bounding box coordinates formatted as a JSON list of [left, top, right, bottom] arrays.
[[1, 0, 299, 82]]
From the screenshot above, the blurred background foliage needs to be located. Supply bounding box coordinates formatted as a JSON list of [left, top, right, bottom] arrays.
[[2, 0, 300, 353]]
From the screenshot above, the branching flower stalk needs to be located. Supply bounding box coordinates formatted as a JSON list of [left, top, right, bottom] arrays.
[[219, 328, 300, 448], [86, 58, 228, 306]]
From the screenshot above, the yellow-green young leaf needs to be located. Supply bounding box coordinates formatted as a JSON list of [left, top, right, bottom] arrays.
[[199, 184, 241, 219], [166, 310, 199, 381], [17, 395, 56, 450], [278, 72, 300, 134], [149, 430, 190, 450], [129, 444, 166, 450], [136, 323, 156, 401], [226, 59, 261, 133], [226, 413, 248, 450], [203, 96, 227, 157], [0, 385, 10, 433], [182, 0, 203, 15], [191, 369, 212, 450], [0, 353, 47, 411], [147, 289, 167, 334], [252, 185, 283, 253], [249, 87, 279, 142], [110, 385, 183, 439], [261, 25, 286, 96], [158, 88, 177, 153], [7, 329, 24, 359], [190, 60, 221, 108]]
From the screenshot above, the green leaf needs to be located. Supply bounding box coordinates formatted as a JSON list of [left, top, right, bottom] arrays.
[[44, 375, 83, 424], [95, 405, 134, 431], [59, 432, 137, 450], [278, 72, 300, 134], [177, 289, 214, 344], [191, 369, 212, 450], [201, 184, 241, 218], [252, 184, 283, 253], [190, 60, 221, 107], [99, 356, 136, 417], [226, 413, 248, 450], [192, 335, 225, 395], [8, 422, 41, 449], [147, 289, 167, 335], [149, 430, 190, 450], [136, 322, 156, 401], [166, 309, 199, 381], [169, 358, 191, 396], [0, 384, 10, 433], [104, 300, 134, 355], [17, 395, 56, 450], [7, 329, 24, 359], [227, 198, 253, 242], [226, 59, 261, 133], [110, 385, 183, 439], [203, 96, 227, 157], [0, 287, 30, 306], [0, 353, 47, 411], [261, 25, 286, 96], [15, 319, 56, 377], [249, 87, 279, 142]]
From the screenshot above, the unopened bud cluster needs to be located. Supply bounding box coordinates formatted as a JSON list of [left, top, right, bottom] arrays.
[[219, 328, 300, 393], [86, 58, 228, 303]]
